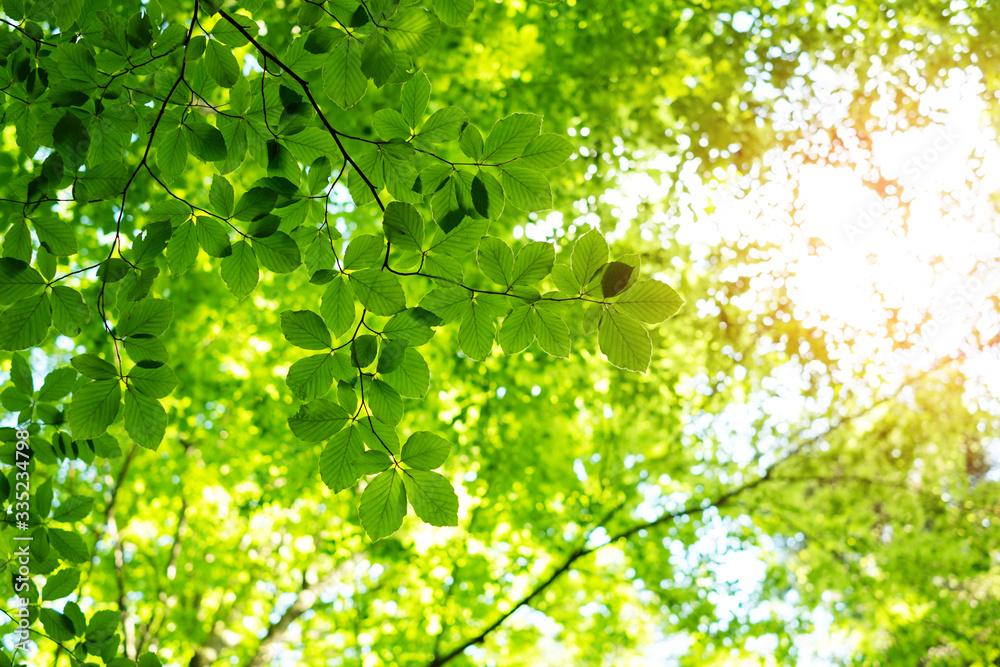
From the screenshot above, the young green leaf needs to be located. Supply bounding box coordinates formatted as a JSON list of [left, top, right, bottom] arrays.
[[598, 307, 652, 372], [206, 39, 240, 87], [288, 399, 351, 441], [281, 310, 333, 350], [124, 388, 167, 450], [220, 240, 259, 299], [613, 279, 684, 323], [477, 236, 514, 286], [400, 431, 451, 469], [382, 202, 424, 252], [349, 268, 406, 315], [498, 305, 535, 354], [458, 300, 496, 360], [286, 353, 336, 400], [321, 425, 365, 493], [484, 113, 541, 162], [359, 469, 407, 541], [320, 275, 357, 336], [68, 379, 122, 440], [402, 470, 458, 526], [0, 293, 52, 350]]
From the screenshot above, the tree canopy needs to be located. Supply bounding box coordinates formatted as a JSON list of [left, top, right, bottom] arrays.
[[0, 0, 998, 666]]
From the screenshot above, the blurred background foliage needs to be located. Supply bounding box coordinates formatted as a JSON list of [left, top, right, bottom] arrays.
[[1, 0, 999, 665]]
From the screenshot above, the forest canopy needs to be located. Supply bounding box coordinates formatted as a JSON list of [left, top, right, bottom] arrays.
[[0, 0, 998, 665]]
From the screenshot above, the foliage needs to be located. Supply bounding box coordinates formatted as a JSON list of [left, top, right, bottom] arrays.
[[0, 0, 997, 666]]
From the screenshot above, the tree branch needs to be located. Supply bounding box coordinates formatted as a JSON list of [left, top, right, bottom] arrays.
[[244, 554, 365, 667]]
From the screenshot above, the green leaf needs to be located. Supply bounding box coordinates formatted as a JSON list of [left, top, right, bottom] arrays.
[[52, 0, 84, 31], [184, 121, 228, 162], [614, 279, 684, 323], [320, 425, 365, 493], [352, 335, 379, 369], [0, 258, 44, 305], [500, 166, 552, 212], [400, 431, 451, 469], [156, 128, 188, 178], [0, 293, 51, 350], [354, 449, 393, 475], [68, 379, 121, 440], [137, 653, 162, 667], [40, 608, 76, 642], [374, 337, 405, 374], [42, 568, 80, 600], [118, 299, 173, 337], [206, 39, 240, 87], [32, 216, 78, 256], [343, 234, 385, 270], [429, 217, 489, 257], [166, 220, 199, 276], [417, 107, 468, 143], [598, 307, 651, 372], [373, 108, 412, 140], [498, 305, 535, 354], [3, 220, 32, 263], [471, 171, 505, 220], [49, 527, 90, 563], [552, 264, 580, 296], [72, 354, 118, 380], [53, 112, 91, 172], [386, 8, 440, 55], [358, 416, 400, 456], [434, 0, 474, 26], [51, 496, 94, 522], [511, 241, 555, 286], [533, 306, 571, 358], [349, 268, 406, 315], [484, 113, 541, 162], [400, 72, 430, 129], [196, 217, 232, 258], [458, 300, 496, 360], [323, 37, 367, 109], [127, 364, 178, 398], [382, 308, 441, 345], [382, 202, 424, 252], [459, 123, 484, 160], [10, 352, 32, 394], [402, 470, 458, 526], [281, 128, 341, 163], [37, 368, 78, 403], [320, 275, 357, 336], [220, 240, 259, 299], [520, 133, 574, 169], [364, 377, 403, 425], [421, 287, 470, 323], [359, 470, 407, 541], [124, 388, 167, 450], [601, 261, 635, 298], [286, 353, 336, 400], [281, 310, 333, 350], [572, 229, 609, 286], [477, 236, 514, 286], [212, 11, 258, 46], [381, 348, 430, 398], [123, 335, 169, 365], [288, 399, 350, 441], [253, 232, 301, 273], [210, 175, 235, 217], [360, 29, 395, 87]]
